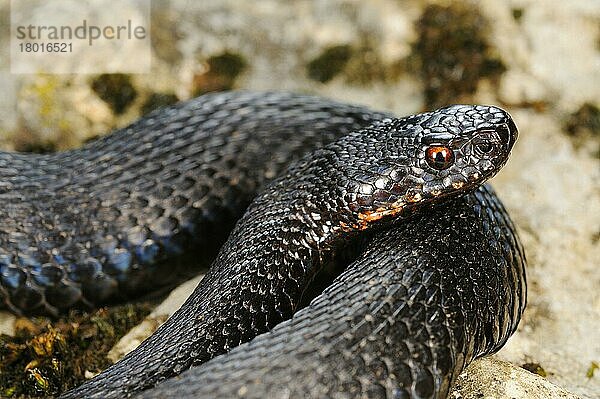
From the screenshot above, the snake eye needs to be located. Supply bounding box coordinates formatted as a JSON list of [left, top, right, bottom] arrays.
[[425, 146, 454, 170]]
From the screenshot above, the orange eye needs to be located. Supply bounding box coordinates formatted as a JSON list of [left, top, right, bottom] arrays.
[[425, 146, 454, 170]]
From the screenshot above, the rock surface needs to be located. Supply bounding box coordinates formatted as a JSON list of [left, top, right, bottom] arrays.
[[107, 275, 203, 363], [0, 0, 598, 398], [451, 357, 580, 399]]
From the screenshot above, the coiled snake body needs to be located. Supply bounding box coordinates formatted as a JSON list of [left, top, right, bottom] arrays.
[[0, 92, 526, 398]]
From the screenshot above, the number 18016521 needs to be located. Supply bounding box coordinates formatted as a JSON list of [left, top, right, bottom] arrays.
[[19, 42, 73, 53]]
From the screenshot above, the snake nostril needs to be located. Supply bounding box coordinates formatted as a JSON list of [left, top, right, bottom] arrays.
[[503, 119, 518, 150]]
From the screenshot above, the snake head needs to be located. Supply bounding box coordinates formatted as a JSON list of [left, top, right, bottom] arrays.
[[344, 104, 518, 228]]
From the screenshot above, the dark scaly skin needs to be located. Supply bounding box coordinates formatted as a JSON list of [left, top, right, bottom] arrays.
[[0, 92, 389, 315], [137, 185, 527, 399], [60, 96, 520, 398]]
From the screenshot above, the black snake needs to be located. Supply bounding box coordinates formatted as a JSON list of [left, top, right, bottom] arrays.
[[0, 91, 526, 398]]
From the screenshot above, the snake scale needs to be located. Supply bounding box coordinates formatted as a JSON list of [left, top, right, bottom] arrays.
[[0, 91, 526, 398]]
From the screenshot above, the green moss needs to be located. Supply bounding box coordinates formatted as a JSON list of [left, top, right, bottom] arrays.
[[306, 42, 402, 85], [344, 43, 391, 85], [410, 3, 506, 109], [306, 45, 353, 83], [141, 93, 179, 115], [0, 303, 153, 397], [564, 103, 600, 158], [91, 74, 138, 115], [564, 103, 600, 137], [192, 52, 248, 96], [587, 361, 599, 378], [512, 8, 524, 22], [207, 52, 247, 80], [521, 362, 548, 378], [14, 141, 57, 155]]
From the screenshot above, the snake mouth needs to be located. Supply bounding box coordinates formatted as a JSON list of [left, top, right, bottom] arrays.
[[339, 201, 407, 232], [344, 190, 429, 231], [357, 203, 405, 225]]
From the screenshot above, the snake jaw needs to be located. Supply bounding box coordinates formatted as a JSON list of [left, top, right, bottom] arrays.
[[340, 209, 399, 232], [339, 199, 408, 231]]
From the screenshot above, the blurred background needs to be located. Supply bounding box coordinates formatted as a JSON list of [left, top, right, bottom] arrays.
[[0, 0, 598, 398]]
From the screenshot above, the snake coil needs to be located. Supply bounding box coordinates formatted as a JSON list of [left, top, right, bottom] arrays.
[[0, 92, 525, 398]]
